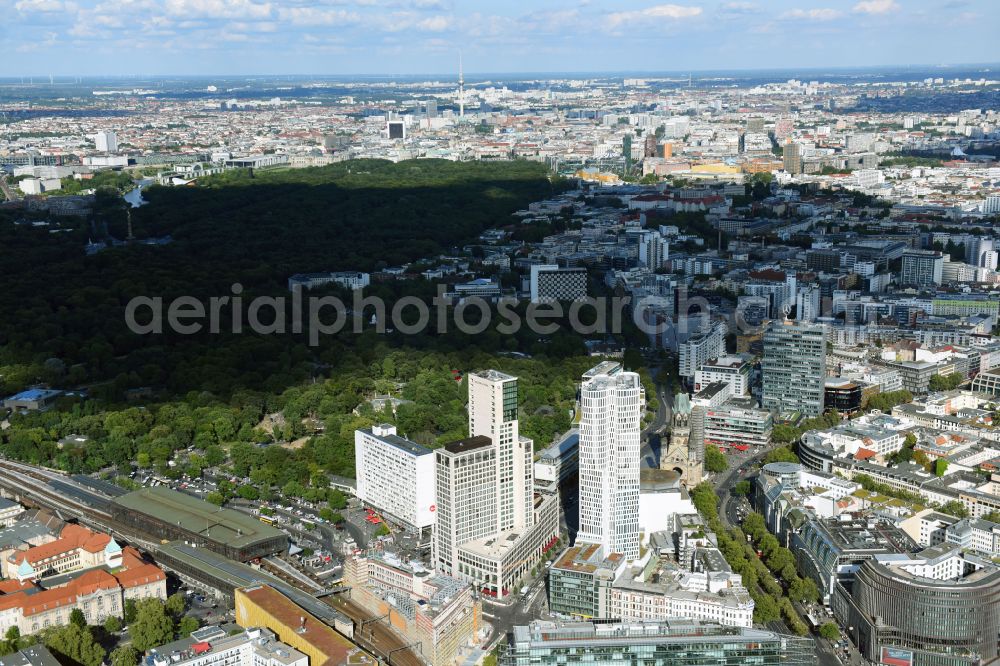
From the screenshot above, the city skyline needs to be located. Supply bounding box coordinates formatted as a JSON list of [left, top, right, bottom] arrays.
[[4, 0, 999, 77]]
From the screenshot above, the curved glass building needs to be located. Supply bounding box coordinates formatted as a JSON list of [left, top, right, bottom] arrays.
[[834, 543, 1000, 666]]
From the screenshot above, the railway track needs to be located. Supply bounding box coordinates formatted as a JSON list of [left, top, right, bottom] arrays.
[[0, 459, 426, 666], [0, 459, 163, 549]]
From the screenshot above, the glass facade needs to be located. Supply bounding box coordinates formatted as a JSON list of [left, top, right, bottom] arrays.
[[761, 322, 826, 418], [834, 557, 1000, 665], [500, 621, 815, 666], [503, 379, 518, 423]]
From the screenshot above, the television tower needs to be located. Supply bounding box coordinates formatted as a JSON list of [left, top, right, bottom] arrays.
[[458, 52, 465, 118]]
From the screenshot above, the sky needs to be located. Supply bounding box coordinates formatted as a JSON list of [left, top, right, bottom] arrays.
[[2, 0, 999, 77]]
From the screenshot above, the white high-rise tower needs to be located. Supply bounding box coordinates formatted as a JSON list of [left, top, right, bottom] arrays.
[[467, 369, 532, 530], [577, 371, 643, 561], [458, 52, 465, 118], [95, 130, 117, 153]]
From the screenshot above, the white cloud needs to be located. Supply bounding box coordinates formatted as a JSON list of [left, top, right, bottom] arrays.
[[607, 3, 703, 28], [409, 0, 450, 9], [415, 14, 451, 31], [780, 7, 843, 20], [853, 0, 900, 14], [162, 0, 273, 20], [14, 0, 75, 12], [276, 6, 360, 25], [720, 2, 759, 14]]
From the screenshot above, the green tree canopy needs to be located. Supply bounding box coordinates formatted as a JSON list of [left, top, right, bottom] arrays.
[[43, 625, 105, 666], [819, 622, 840, 641], [704, 446, 728, 473], [110, 645, 140, 666], [130, 598, 177, 651]]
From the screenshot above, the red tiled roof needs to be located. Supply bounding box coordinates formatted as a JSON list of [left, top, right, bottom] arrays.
[[21, 569, 119, 617], [114, 564, 166, 589], [11, 524, 111, 567]]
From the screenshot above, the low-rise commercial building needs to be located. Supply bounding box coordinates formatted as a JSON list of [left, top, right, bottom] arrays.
[[287, 272, 371, 291], [693, 354, 752, 396], [0, 499, 23, 528], [148, 628, 308, 666], [2, 389, 62, 413], [500, 620, 815, 666], [793, 518, 916, 605], [234, 586, 371, 666], [547, 544, 626, 619], [533, 429, 579, 489], [703, 404, 772, 449]]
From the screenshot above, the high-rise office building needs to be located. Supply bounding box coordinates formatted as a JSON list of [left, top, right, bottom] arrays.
[[386, 121, 405, 140], [425, 99, 437, 118], [432, 435, 498, 577], [433, 371, 528, 571], [467, 369, 532, 531], [762, 321, 826, 417], [529, 264, 587, 303], [433, 370, 558, 598], [678, 321, 727, 379], [783, 141, 801, 174], [95, 130, 117, 153], [899, 250, 944, 287], [457, 53, 464, 118], [577, 372, 643, 561]]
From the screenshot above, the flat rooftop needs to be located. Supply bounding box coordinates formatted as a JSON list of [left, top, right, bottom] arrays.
[[361, 427, 431, 457], [440, 435, 492, 455], [238, 585, 368, 666], [538, 429, 579, 461], [700, 355, 751, 370], [513, 620, 793, 647], [582, 361, 623, 380], [816, 519, 916, 553], [4, 389, 61, 402], [473, 369, 516, 383], [640, 468, 681, 492], [114, 486, 285, 549], [551, 543, 623, 575], [694, 381, 728, 402]]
